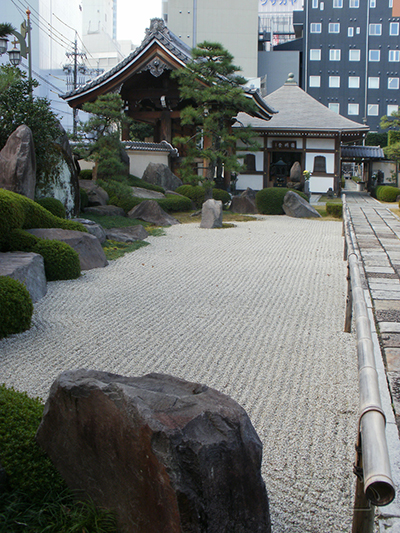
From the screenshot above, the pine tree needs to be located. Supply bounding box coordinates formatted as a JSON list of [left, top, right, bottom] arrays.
[[172, 41, 259, 188]]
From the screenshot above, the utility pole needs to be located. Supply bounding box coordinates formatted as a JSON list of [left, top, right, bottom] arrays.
[[65, 31, 86, 135]]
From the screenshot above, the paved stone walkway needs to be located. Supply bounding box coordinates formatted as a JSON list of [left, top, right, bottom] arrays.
[[0, 215, 358, 532]]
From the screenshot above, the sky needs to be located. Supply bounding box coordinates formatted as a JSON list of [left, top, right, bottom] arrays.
[[117, 0, 162, 45]]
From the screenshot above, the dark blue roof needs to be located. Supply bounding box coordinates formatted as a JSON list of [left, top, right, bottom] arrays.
[[341, 145, 385, 159]]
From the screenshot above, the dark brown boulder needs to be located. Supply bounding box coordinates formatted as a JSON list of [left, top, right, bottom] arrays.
[[128, 200, 180, 226], [0, 125, 36, 199], [36, 370, 271, 533], [26, 228, 108, 270], [79, 180, 109, 206], [231, 188, 258, 214], [106, 225, 149, 243]]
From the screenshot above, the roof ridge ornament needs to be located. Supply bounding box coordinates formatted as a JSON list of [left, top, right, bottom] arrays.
[[284, 73, 297, 85], [144, 18, 170, 42]]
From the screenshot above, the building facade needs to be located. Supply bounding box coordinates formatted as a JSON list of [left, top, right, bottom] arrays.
[[297, 0, 400, 131]]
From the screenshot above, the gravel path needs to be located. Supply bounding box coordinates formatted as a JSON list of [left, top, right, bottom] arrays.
[[0, 217, 358, 532]]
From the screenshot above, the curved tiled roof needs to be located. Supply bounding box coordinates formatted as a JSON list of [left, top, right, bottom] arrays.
[[341, 145, 385, 159], [236, 74, 369, 135]]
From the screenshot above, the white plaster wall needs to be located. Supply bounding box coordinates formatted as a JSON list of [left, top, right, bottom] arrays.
[[306, 138, 335, 150], [309, 176, 335, 194], [372, 161, 398, 185], [237, 137, 264, 148], [305, 153, 335, 174], [236, 174, 263, 191], [127, 151, 170, 178], [237, 151, 264, 172]]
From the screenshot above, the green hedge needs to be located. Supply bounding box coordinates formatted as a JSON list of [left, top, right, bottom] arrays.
[[0, 277, 33, 338], [157, 194, 192, 212], [255, 188, 308, 215], [326, 202, 343, 218], [36, 198, 66, 219], [97, 179, 143, 213], [79, 169, 93, 180], [376, 185, 400, 202], [33, 239, 81, 281], [212, 188, 231, 204], [175, 185, 230, 208]]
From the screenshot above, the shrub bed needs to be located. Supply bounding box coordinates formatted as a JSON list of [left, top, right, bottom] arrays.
[[79, 169, 93, 180], [255, 188, 308, 215], [175, 185, 231, 208], [36, 198, 66, 219], [33, 239, 81, 281], [127, 174, 165, 193], [98, 179, 143, 213], [157, 194, 192, 212], [376, 185, 400, 202], [326, 202, 343, 218], [212, 188, 231, 204], [0, 277, 33, 338]]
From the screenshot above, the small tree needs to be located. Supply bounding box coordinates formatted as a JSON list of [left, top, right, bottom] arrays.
[[172, 41, 259, 188], [380, 110, 400, 163], [73, 93, 129, 180], [0, 65, 61, 182]]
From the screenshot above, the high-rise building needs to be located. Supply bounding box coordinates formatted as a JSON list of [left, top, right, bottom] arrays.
[[295, 0, 400, 131], [161, 0, 259, 79]]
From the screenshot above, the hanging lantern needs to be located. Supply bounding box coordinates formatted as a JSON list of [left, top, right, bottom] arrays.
[[8, 47, 21, 66], [0, 37, 8, 55]]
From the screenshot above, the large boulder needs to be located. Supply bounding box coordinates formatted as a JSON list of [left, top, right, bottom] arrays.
[[283, 191, 321, 218], [26, 228, 108, 270], [0, 251, 47, 303], [106, 225, 149, 243], [131, 186, 165, 199], [79, 180, 109, 206], [200, 198, 223, 228], [36, 370, 271, 533], [73, 218, 107, 244], [230, 188, 258, 214], [289, 161, 302, 183], [84, 205, 126, 217], [142, 162, 182, 191], [36, 125, 80, 218], [0, 125, 36, 199], [128, 200, 180, 226]]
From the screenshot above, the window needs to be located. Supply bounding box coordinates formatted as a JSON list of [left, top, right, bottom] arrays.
[[387, 104, 399, 115], [368, 77, 380, 88], [333, 0, 343, 6], [329, 23, 340, 33], [312, 0, 318, 7], [320, 2, 324, 9], [244, 154, 256, 172], [389, 50, 400, 62], [388, 77, 400, 89], [370, 0, 376, 6], [349, 49, 361, 61], [329, 76, 340, 87], [369, 49, 380, 61], [329, 103, 340, 113], [348, 103, 359, 115], [390, 22, 399, 35], [369, 24, 382, 35], [348, 27, 354, 37], [356, 27, 361, 34], [310, 23, 322, 33], [309, 76, 321, 87], [389, 0, 393, 7], [348, 76, 360, 88], [368, 104, 379, 116], [310, 49, 321, 60], [349, 0, 359, 6], [313, 156, 326, 173], [329, 49, 341, 61]]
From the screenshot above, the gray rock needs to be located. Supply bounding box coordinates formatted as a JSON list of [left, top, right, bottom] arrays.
[[200, 199, 223, 228], [36, 370, 271, 533], [84, 205, 126, 217], [131, 186, 165, 199], [231, 189, 257, 214], [142, 162, 182, 191], [0, 252, 47, 303], [128, 200, 180, 226], [0, 125, 36, 199], [79, 180, 109, 206], [289, 161, 302, 183], [283, 191, 321, 218], [106, 225, 149, 243], [26, 229, 108, 270], [73, 218, 107, 244]]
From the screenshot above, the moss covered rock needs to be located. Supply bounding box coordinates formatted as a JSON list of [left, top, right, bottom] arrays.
[[36, 197, 66, 219]]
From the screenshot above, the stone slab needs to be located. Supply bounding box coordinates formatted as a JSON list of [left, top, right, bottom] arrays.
[[370, 290, 400, 300], [0, 251, 47, 303], [380, 323, 400, 334], [385, 348, 400, 371], [380, 333, 400, 348], [365, 266, 396, 274]]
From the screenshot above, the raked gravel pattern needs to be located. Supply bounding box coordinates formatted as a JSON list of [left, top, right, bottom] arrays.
[[0, 217, 358, 533]]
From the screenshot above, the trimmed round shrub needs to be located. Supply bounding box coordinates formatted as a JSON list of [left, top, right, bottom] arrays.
[[255, 188, 308, 215], [36, 197, 66, 219], [4, 228, 40, 252], [79, 169, 93, 180], [326, 202, 343, 218], [376, 185, 400, 202], [80, 187, 89, 211], [98, 178, 144, 213], [0, 276, 33, 338], [158, 194, 192, 212], [212, 188, 231, 204], [0, 189, 25, 239], [175, 185, 205, 208], [33, 239, 81, 281]]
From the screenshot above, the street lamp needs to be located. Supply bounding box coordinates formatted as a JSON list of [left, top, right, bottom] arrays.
[[0, 10, 32, 93]]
